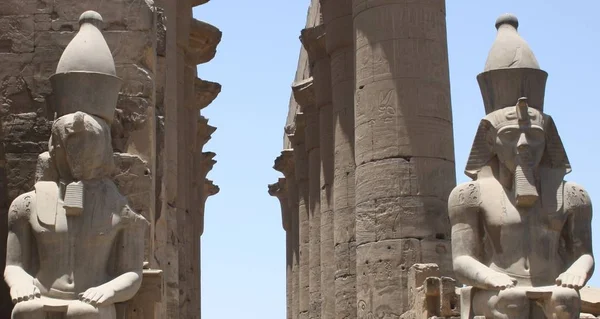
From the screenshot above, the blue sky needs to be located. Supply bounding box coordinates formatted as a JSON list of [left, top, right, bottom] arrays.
[[194, 1, 600, 318]]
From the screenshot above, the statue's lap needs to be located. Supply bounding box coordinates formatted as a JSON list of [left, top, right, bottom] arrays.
[[13, 297, 115, 318]]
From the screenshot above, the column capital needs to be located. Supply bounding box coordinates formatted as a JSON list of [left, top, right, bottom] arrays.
[[188, 18, 222, 65], [194, 78, 221, 110], [268, 178, 291, 231], [287, 112, 306, 145], [292, 78, 315, 112], [274, 150, 295, 178], [196, 115, 217, 147], [300, 24, 327, 63]]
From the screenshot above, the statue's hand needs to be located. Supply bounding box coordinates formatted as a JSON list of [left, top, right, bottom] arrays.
[[10, 284, 40, 304], [79, 285, 116, 306], [484, 272, 517, 290], [555, 272, 586, 290]]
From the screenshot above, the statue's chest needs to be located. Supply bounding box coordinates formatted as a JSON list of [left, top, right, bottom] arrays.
[[32, 203, 122, 243], [481, 185, 568, 233]]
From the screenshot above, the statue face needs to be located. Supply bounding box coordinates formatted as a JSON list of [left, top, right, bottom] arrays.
[[49, 112, 114, 181], [493, 123, 545, 173]]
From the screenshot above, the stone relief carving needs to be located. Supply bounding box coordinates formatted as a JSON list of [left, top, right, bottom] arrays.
[[449, 14, 593, 319], [4, 11, 147, 319]]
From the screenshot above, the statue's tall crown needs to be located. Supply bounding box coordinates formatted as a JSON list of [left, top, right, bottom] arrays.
[[477, 14, 548, 114], [49, 11, 121, 124]]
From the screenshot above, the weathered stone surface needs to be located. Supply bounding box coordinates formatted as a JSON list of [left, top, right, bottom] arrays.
[[0, 16, 34, 53], [50, 0, 154, 31], [4, 152, 37, 200], [117, 64, 154, 98], [357, 239, 421, 317], [188, 18, 222, 65], [1, 113, 51, 153], [194, 78, 221, 110]]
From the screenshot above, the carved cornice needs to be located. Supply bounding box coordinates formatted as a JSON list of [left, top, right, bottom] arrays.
[[292, 78, 315, 111], [194, 78, 221, 110], [274, 149, 295, 177], [188, 18, 222, 65], [300, 24, 327, 62], [268, 178, 291, 231]]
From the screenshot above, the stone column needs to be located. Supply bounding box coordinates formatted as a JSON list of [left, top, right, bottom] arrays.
[[300, 24, 335, 319], [268, 178, 293, 319], [352, 1, 455, 317], [288, 113, 310, 319], [301, 25, 331, 319], [275, 150, 299, 319], [319, 1, 356, 318]]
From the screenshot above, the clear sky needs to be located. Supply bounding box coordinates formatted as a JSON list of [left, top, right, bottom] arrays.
[[194, 1, 600, 318]]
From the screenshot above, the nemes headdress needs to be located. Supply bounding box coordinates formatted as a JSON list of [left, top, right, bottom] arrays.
[[49, 10, 121, 124], [465, 14, 570, 179]]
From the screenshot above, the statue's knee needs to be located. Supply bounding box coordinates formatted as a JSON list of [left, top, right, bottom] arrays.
[[547, 288, 580, 319], [66, 302, 115, 319], [66, 302, 100, 319], [491, 290, 530, 319], [11, 300, 44, 319]]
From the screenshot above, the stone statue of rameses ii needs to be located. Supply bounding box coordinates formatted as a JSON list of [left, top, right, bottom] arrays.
[[449, 14, 594, 319], [4, 11, 148, 319]]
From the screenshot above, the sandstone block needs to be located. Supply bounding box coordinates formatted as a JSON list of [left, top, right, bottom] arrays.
[[421, 239, 453, 278], [355, 196, 448, 246], [356, 239, 421, 317], [355, 158, 455, 202], [0, 0, 38, 16], [1, 112, 51, 153], [51, 0, 153, 31], [354, 115, 454, 163], [0, 16, 34, 53], [116, 64, 154, 98], [4, 152, 37, 201]]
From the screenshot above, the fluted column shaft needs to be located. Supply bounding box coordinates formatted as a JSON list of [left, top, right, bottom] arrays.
[[290, 115, 310, 319], [268, 178, 292, 319], [275, 150, 299, 319], [316, 41, 335, 319], [352, 0, 455, 317], [288, 175, 300, 319], [320, 1, 356, 318], [301, 24, 333, 319]]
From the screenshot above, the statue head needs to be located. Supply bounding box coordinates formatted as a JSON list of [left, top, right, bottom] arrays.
[[49, 111, 114, 181], [466, 14, 571, 207], [43, 10, 120, 182]]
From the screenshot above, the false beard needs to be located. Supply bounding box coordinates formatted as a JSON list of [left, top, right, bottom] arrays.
[[514, 152, 539, 207]]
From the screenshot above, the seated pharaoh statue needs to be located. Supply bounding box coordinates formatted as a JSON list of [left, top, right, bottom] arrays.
[[449, 14, 594, 319], [4, 11, 148, 319]]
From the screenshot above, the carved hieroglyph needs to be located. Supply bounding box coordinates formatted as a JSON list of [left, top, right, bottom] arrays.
[[4, 11, 147, 319], [449, 14, 594, 319]]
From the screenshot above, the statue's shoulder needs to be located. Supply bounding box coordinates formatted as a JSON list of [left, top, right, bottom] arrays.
[[563, 181, 592, 213], [7, 191, 35, 226], [448, 181, 482, 216]]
